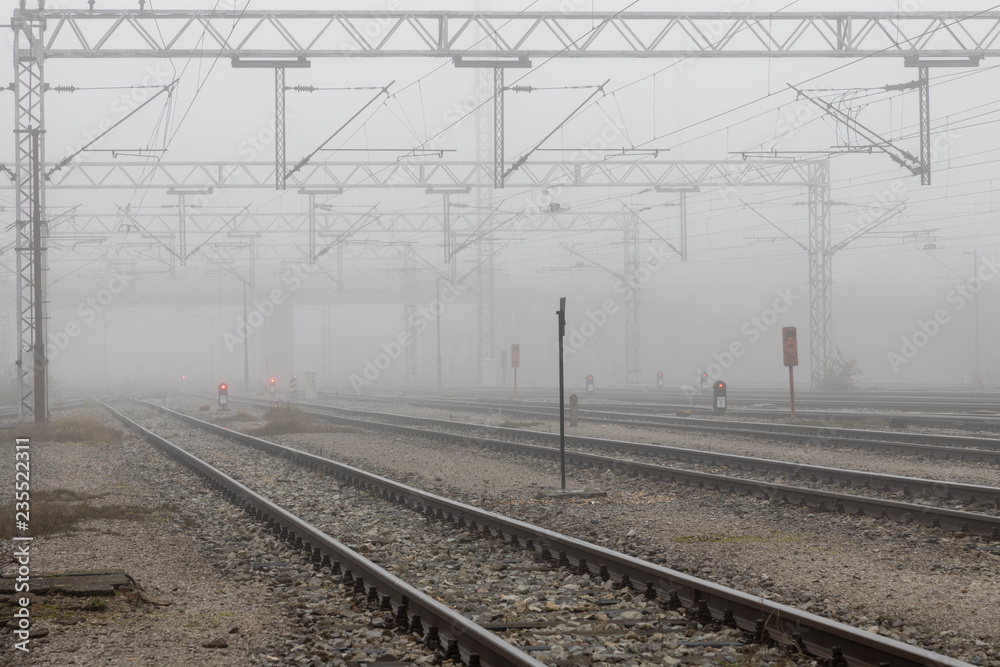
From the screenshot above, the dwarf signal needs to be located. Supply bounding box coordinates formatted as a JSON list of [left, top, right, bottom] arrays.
[[218, 382, 229, 410], [656, 372, 664, 387], [712, 380, 727, 414], [586, 374, 595, 392]]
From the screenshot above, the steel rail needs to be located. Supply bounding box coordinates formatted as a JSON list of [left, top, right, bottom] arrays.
[[141, 398, 973, 667], [103, 402, 545, 667]]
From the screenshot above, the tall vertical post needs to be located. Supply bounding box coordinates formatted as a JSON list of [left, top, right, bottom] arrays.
[[807, 160, 832, 387], [13, 5, 48, 421], [475, 43, 496, 384], [557, 297, 566, 491], [973, 249, 980, 381], [623, 213, 640, 385], [493, 67, 504, 188], [918, 66, 930, 186], [679, 192, 688, 262], [242, 280, 249, 390], [321, 305, 332, 383], [436, 279, 442, 388], [177, 193, 187, 265], [788, 366, 796, 419], [307, 193, 316, 264], [403, 250, 417, 385], [275, 67, 287, 190], [477, 236, 494, 385], [442, 193, 451, 261]]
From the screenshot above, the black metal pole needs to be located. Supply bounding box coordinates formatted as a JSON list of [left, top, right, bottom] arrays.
[[558, 297, 566, 490]]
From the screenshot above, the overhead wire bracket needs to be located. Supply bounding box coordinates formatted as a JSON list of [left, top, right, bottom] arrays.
[[789, 82, 924, 181]]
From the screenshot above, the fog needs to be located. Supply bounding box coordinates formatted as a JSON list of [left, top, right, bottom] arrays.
[[4, 0, 1000, 402]]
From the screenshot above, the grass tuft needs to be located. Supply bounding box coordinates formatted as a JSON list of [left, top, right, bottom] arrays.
[[248, 406, 356, 437], [0, 500, 156, 540], [216, 410, 258, 424], [1, 415, 123, 445]]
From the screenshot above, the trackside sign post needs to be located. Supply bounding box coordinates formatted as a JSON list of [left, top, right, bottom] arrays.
[[782, 326, 798, 419], [556, 297, 567, 491]]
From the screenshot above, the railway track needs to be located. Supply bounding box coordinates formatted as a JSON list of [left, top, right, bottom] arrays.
[[259, 400, 1000, 509], [398, 386, 1000, 413], [103, 401, 541, 667], [223, 395, 1000, 540], [333, 394, 1000, 462], [119, 397, 975, 667], [351, 390, 1000, 429]]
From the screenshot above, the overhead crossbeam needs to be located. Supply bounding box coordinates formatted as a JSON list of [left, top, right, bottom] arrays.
[[30, 159, 818, 191], [23, 10, 1000, 59]]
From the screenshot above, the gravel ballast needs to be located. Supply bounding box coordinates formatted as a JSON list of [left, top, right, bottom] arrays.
[[207, 394, 1000, 665]]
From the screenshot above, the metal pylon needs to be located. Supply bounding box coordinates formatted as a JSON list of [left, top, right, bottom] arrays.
[[275, 67, 286, 190], [493, 67, 504, 189], [475, 6, 496, 385], [624, 213, 640, 386], [918, 66, 930, 186], [477, 236, 494, 384], [13, 5, 48, 422], [807, 160, 832, 387]]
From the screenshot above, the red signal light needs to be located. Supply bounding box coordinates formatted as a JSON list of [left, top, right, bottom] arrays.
[[716, 382, 723, 389], [588, 375, 593, 380], [269, 378, 275, 384], [220, 384, 226, 390]]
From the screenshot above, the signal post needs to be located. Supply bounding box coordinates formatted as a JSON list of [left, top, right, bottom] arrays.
[[782, 327, 798, 419]]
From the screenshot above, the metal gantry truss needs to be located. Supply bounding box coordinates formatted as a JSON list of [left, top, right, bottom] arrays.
[[29, 159, 823, 191], [31, 10, 1000, 59]]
